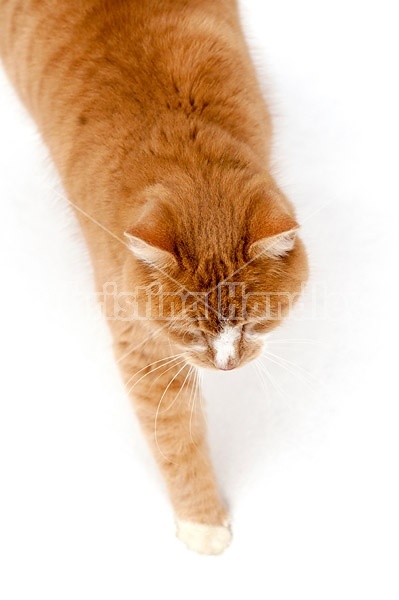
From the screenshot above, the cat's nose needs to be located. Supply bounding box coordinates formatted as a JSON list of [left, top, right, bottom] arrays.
[[216, 359, 240, 371], [215, 356, 240, 371]]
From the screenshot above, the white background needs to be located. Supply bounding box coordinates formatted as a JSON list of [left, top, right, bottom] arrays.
[[0, 1, 398, 598]]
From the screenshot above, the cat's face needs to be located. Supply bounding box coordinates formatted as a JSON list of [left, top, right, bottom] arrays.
[[124, 174, 308, 370]]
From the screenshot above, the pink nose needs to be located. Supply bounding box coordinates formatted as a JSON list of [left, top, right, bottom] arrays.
[[216, 357, 239, 371]]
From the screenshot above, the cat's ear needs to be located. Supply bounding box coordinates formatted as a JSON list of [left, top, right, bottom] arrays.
[[249, 225, 299, 259], [124, 185, 177, 268], [124, 230, 177, 267], [248, 199, 299, 259]]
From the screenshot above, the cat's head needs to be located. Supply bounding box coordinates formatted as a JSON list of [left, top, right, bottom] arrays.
[[123, 171, 308, 370]]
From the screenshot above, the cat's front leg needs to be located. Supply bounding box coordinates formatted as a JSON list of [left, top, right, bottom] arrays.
[[117, 339, 231, 555]]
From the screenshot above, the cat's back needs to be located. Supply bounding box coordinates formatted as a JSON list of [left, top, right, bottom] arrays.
[[0, 0, 269, 151], [0, 0, 241, 102]]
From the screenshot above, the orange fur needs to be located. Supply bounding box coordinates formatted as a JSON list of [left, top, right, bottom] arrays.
[[0, 0, 308, 552]]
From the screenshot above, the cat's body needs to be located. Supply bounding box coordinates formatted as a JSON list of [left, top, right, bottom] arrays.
[[0, 0, 308, 554]]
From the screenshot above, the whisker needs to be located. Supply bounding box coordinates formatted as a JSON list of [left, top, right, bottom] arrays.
[[159, 365, 194, 414], [124, 352, 185, 391], [257, 359, 291, 404], [129, 358, 186, 394], [263, 350, 327, 393], [253, 360, 270, 397], [267, 338, 326, 347], [197, 369, 207, 425], [116, 322, 171, 364], [189, 370, 199, 447], [190, 368, 206, 432], [126, 352, 184, 383], [147, 358, 191, 394], [154, 362, 189, 465]]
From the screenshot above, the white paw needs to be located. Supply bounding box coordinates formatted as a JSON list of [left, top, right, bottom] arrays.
[[176, 520, 232, 555]]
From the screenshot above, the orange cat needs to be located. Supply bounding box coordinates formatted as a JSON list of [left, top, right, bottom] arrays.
[[0, 0, 308, 554]]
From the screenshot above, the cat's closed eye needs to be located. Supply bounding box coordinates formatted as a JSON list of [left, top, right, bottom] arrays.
[[243, 322, 271, 341], [168, 323, 206, 347]]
